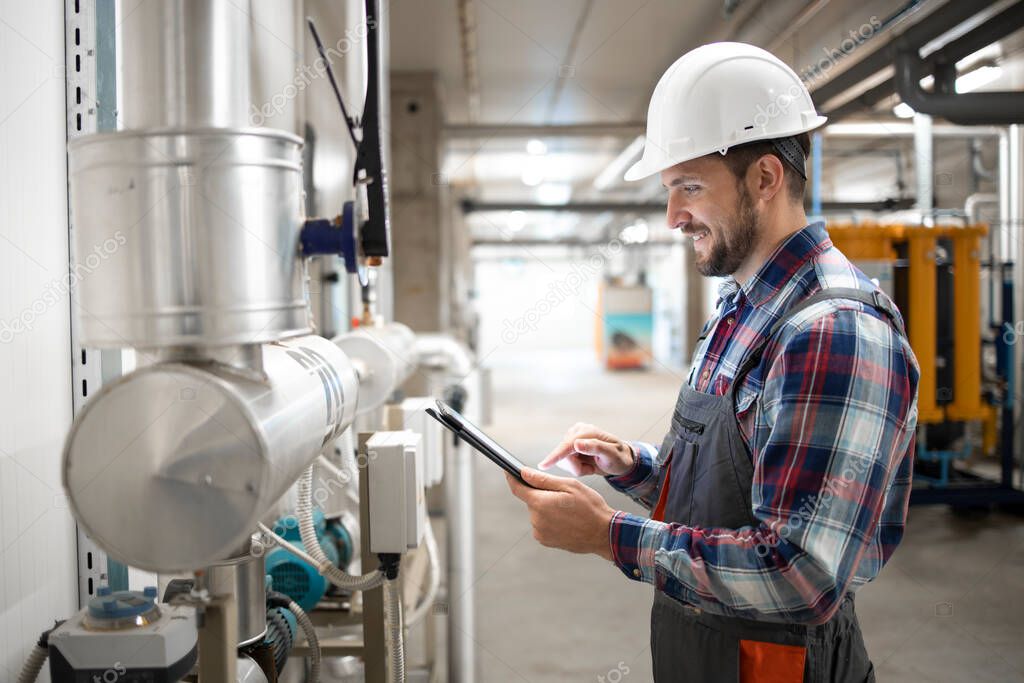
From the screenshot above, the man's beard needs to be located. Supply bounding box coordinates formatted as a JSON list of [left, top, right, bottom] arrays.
[[694, 184, 759, 278]]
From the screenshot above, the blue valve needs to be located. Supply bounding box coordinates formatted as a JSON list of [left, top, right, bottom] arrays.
[[300, 202, 359, 279]]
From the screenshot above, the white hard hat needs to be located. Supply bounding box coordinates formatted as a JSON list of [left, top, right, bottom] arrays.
[[624, 42, 827, 182]]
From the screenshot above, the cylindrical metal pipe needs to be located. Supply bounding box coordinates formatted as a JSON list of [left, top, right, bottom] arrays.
[[1009, 125, 1024, 468], [413, 335, 478, 683], [119, 0, 250, 129], [68, 129, 310, 348], [335, 322, 417, 412], [914, 113, 934, 227], [63, 335, 359, 571]]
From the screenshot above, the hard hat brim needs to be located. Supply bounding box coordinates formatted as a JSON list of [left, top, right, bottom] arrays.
[[623, 115, 828, 182]]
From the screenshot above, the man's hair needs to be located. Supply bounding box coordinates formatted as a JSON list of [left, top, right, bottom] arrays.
[[719, 132, 810, 204]]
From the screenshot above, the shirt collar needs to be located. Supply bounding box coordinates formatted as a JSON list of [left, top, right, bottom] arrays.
[[723, 221, 831, 308]]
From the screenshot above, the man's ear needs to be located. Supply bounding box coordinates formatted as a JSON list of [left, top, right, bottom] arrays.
[[750, 153, 786, 203]]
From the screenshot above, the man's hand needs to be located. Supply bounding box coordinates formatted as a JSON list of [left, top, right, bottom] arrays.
[[506, 468, 616, 561], [538, 422, 636, 477]]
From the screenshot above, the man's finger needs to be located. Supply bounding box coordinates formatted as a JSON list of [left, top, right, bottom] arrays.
[[539, 439, 575, 470], [572, 438, 621, 461], [505, 472, 534, 502], [520, 467, 575, 492]]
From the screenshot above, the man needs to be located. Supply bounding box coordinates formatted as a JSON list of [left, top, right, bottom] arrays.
[[506, 42, 919, 682]]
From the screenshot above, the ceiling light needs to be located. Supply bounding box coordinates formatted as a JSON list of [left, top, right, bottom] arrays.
[[526, 138, 547, 155], [535, 183, 572, 205], [620, 219, 649, 244], [506, 210, 527, 232]]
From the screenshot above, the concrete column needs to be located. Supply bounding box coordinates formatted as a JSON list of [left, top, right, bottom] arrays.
[[389, 71, 448, 332]]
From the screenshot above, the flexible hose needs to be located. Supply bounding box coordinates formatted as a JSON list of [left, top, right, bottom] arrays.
[[297, 466, 385, 592], [287, 598, 321, 683], [383, 576, 406, 683], [17, 645, 47, 683], [403, 517, 440, 629]]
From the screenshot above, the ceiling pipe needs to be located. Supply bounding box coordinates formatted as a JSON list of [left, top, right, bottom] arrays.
[[895, 41, 1024, 125], [461, 198, 915, 213], [825, 0, 1024, 121], [811, 0, 998, 111], [444, 122, 646, 139]]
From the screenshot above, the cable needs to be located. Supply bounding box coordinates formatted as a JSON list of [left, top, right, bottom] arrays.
[[258, 523, 322, 568], [269, 591, 320, 683], [403, 517, 441, 629], [18, 621, 62, 683], [297, 466, 385, 592], [17, 646, 47, 683], [383, 576, 406, 683], [306, 17, 360, 148]]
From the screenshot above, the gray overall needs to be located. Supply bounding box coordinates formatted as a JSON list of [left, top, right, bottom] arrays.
[[651, 288, 904, 682]]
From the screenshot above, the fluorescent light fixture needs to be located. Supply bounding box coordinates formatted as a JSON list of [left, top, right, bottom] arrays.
[[620, 219, 649, 244], [506, 210, 527, 232], [893, 102, 915, 118], [526, 138, 547, 155], [521, 166, 545, 186], [535, 182, 572, 205], [956, 65, 1001, 93], [593, 135, 646, 191]]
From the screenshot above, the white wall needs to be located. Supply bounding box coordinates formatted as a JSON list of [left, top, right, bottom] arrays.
[[0, 2, 78, 679]]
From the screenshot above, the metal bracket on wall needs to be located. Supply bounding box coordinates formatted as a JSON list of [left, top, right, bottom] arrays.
[[65, 0, 122, 607]]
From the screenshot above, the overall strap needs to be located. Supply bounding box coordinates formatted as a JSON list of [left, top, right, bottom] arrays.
[[729, 286, 905, 402]]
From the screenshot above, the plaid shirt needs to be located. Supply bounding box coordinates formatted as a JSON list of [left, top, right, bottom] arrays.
[[606, 221, 919, 624]]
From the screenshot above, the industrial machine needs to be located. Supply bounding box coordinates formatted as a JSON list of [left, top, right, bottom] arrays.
[[830, 222, 1024, 507], [18, 1, 484, 681]]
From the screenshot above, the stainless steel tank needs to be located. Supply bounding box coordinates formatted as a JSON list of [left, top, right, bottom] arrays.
[[63, 335, 359, 571], [203, 550, 268, 647]]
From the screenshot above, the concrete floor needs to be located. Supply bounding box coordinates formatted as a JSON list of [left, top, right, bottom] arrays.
[[467, 348, 1024, 683]]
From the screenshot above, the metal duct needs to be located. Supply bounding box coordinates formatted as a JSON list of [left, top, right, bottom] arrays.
[[63, 335, 359, 572], [119, 1, 252, 130], [68, 0, 309, 350]]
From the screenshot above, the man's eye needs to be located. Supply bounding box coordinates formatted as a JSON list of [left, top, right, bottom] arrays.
[[683, 185, 701, 194]]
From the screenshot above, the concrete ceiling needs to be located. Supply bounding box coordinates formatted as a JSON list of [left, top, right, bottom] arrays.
[[385, 0, 1024, 242]]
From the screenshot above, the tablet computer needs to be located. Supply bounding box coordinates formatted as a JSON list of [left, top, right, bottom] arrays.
[[424, 400, 537, 488]]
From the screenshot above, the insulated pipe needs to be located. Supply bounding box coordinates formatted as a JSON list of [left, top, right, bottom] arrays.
[[413, 335, 477, 683], [334, 322, 417, 412], [63, 335, 359, 571], [118, 0, 253, 129]]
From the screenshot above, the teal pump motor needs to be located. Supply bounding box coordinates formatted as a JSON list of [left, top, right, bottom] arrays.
[[265, 509, 353, 611]]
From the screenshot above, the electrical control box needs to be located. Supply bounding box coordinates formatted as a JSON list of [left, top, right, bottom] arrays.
[[397, 397, 445, 487], [365, 430, 424, 554]]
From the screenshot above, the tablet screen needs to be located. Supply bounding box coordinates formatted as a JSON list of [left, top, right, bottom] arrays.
[[437, 402, 528, 471]]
